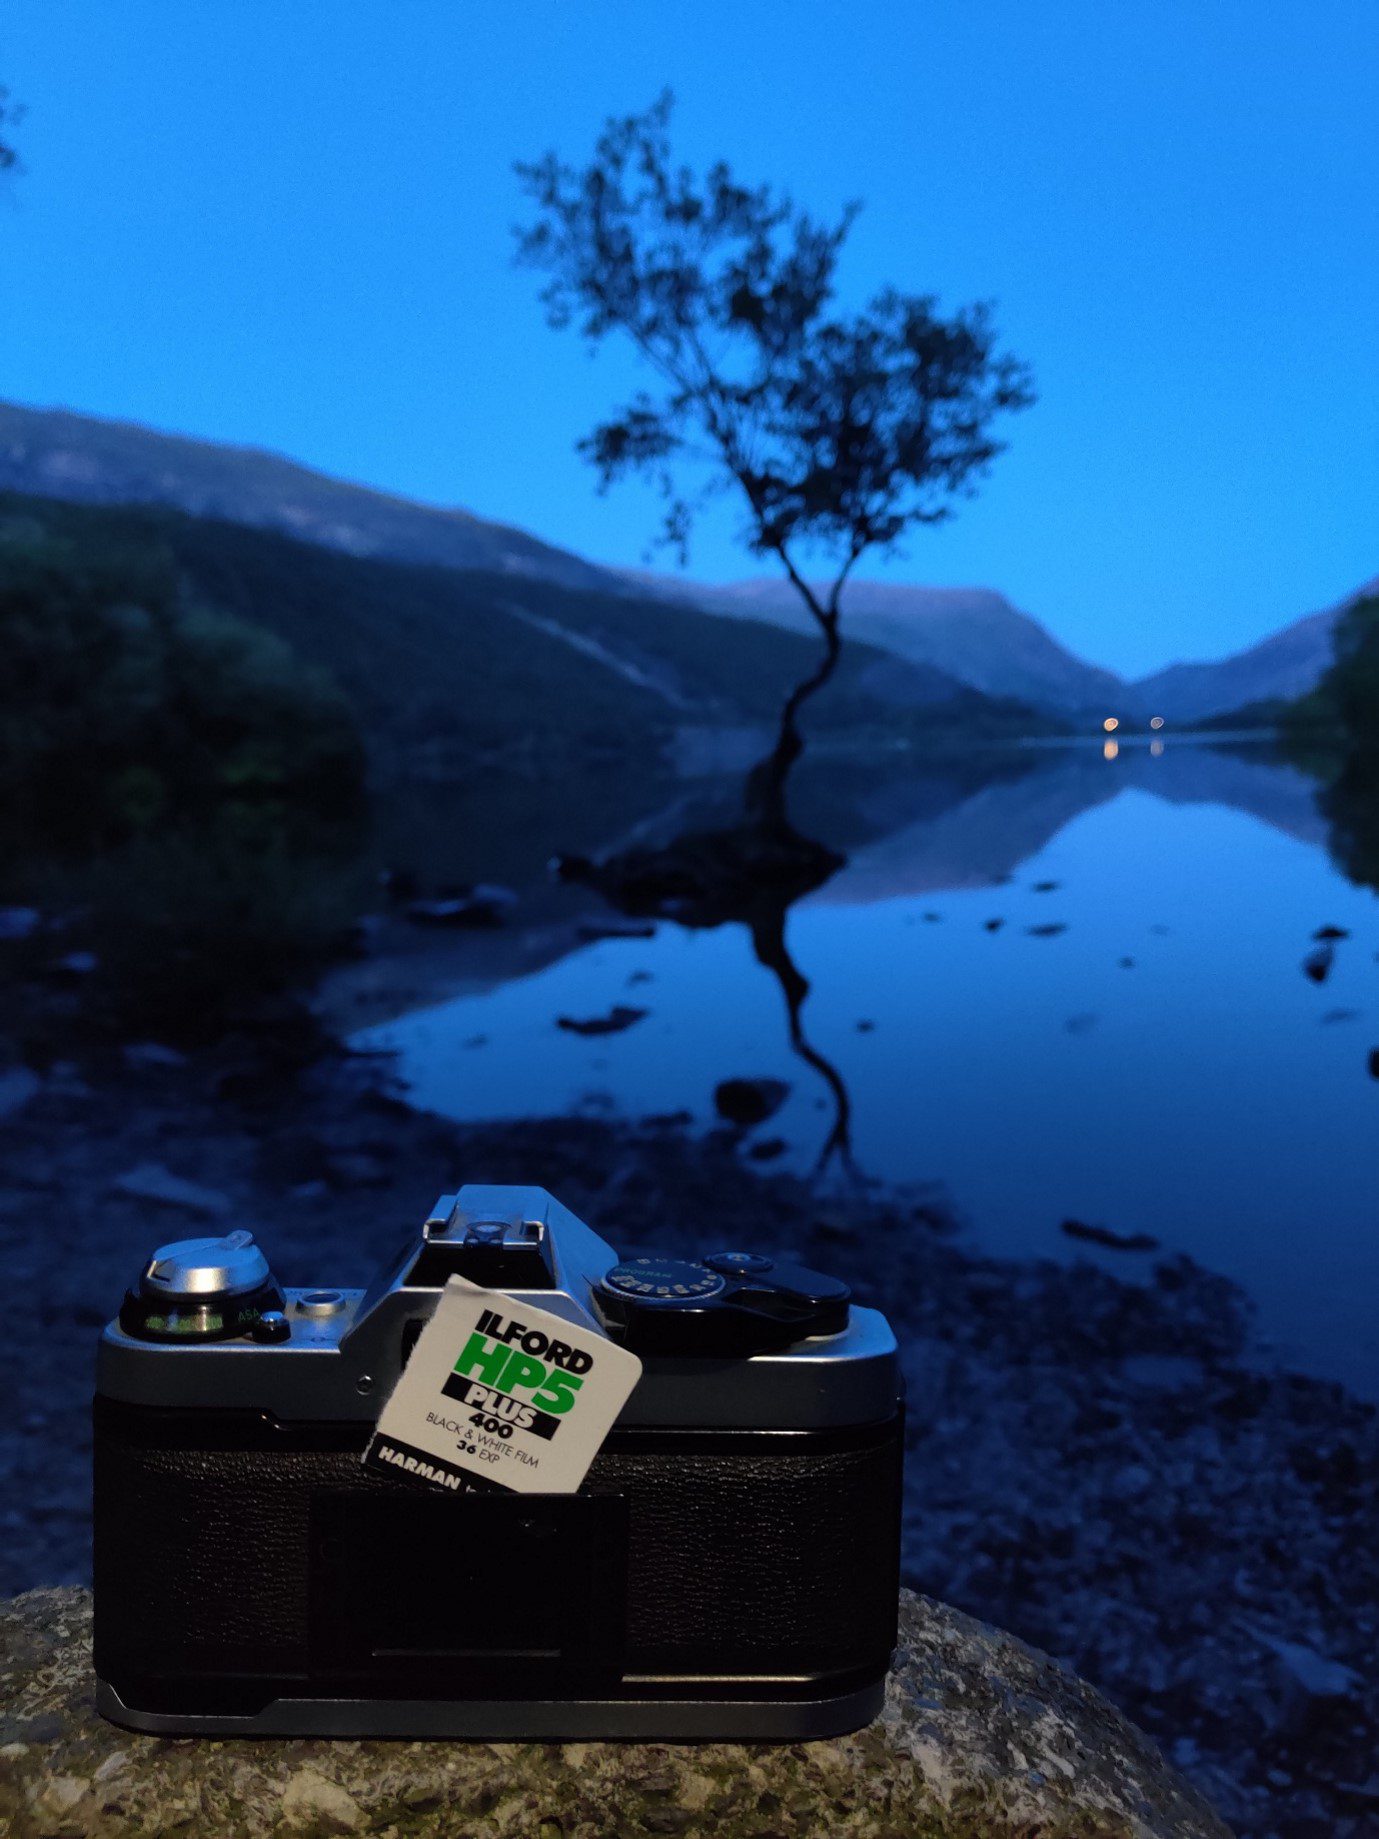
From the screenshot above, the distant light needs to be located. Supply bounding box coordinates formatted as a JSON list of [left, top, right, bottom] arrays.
[[1103, 739, 1120, 761], [1149, 715, 1165, 730], [1102, 717, 1120, 733], [1150, 738, 1165, 757]]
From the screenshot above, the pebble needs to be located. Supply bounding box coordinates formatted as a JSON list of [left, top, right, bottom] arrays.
[[108, 1162, 232, 1217]]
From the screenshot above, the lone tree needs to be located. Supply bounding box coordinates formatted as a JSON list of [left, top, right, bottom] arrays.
[[516, 92, 1034, 836]]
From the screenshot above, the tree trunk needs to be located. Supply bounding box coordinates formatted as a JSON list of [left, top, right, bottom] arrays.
[[744, 607, 843, 837]]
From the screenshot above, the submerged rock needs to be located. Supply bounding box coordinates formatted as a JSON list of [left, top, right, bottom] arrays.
[[1062, 1218, 1161, 1253], [1302, 944, 1334, 984], [0, 1587, 1231, 1839], [577, 919, 657, 942], [556, 1004, 648, 1037], [405, 887, 517, 929], [714, 1075, 790, 1127]]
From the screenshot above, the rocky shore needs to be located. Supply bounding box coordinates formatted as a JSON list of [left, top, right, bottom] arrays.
[[1, 1043, 1376, 1838]]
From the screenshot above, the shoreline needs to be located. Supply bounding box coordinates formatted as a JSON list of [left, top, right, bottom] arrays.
[[0, 1043, 1375, 1836]]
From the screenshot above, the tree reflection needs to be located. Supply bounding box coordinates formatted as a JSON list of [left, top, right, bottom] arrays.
[[558, 823, 858, 1175]]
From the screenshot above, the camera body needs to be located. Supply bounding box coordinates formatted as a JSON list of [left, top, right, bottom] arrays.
[[94, 1186, 902, 1740]]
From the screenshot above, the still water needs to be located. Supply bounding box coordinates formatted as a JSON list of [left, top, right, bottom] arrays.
[[356, 741, 1379, 1396]]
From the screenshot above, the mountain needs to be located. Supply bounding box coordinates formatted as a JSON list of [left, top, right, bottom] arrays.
[[0, 399, 611, 591], [0, 402, 1111, 718], [1127, 581, 1379, 724], [676, 578, 1127, 716], [2, 397, 1363, 728], [1, 489, 1033, 784]]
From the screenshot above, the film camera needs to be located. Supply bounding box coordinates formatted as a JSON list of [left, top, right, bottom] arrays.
[[94, 1186, 902, 1739]]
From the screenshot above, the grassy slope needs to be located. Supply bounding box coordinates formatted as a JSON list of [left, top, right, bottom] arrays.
[[0, 491, 1045, 776]]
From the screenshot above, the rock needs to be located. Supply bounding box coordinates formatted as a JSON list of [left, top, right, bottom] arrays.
[[0, 907, 41, 942], [556, 826, 843, 930], [1302, 944, 1334, 984], [378, 866, 420, 902], [1368, 1047, 1379, 1080], [405, 887, 517, 929], [280, 1767, 364, 1832], [1119, 1354, 1206, 1392], [713, 1076, 790, 1128], [0, 1586, 1231, 1839], [0, 1067, 41, 1119], [119, 1043, 188, 1071], [1247, 1626, 1362, 1703], [48, 952, 97, 980], [556, 1005, 649, 1037], [577, 919, 657, 942], [107, 1162, 232, 1218], [1062, 1218, 1160, 1253], [322, 1151, 393, 1190]]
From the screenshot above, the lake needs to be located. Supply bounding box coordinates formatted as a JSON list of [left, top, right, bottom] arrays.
[[350, 739, 1379, 1398]]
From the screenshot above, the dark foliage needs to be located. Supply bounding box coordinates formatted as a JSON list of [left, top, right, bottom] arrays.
[[0, 505, 368, 1040], [1285, 594, 1379, 894], [0, 512, 364, 849]]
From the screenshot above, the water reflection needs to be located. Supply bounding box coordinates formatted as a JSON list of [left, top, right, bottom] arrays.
[[555, 826, 859, 1174], [741, 887, 856, 1175], [352, 736, 1379, 1392]]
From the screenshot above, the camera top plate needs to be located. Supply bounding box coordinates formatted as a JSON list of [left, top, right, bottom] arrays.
[[96, 1185, 899, 1432]]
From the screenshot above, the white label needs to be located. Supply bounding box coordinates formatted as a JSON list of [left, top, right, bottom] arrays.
[[362, 1277, 642, 1495]]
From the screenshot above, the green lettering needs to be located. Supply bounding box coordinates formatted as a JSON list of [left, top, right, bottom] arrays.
[[498, 1350, 547, 1395], [531, 1369, 584, 1415], [453, 1332, 508, 1387]]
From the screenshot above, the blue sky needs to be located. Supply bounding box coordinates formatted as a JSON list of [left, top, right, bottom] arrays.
[[1, 1, 1375, 677]]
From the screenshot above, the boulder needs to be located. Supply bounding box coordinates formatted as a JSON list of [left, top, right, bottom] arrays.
[[0, 1587, 1231, 1838]]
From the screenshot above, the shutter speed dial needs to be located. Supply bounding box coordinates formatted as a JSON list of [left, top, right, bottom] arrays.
[[594, 1253, 850, 1355], [600, 1257, 727, 1303], [119, 1229, 287, 1343]]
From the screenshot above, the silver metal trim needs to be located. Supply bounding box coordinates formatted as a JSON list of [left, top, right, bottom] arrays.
[[295, 1290, 347, 1319], [96, 1184, 902, 1430], [95, 1675, 886, 1741], [141, 1229, 270, 1299]]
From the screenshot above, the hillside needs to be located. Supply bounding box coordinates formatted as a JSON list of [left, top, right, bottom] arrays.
[[1129, 581, 1379, 724], [0, 401, 1108, 718], [0, 493, 1041, 782], [681, 577, 1126, 715], [5, 398, 1361, 728]]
